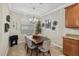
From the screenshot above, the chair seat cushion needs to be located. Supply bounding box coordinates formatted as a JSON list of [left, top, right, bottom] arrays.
[[38, 46, 49, 52]]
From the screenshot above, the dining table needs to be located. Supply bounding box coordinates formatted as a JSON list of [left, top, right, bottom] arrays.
[[26, 35, 44, 45], [25, 35, 51, 56]]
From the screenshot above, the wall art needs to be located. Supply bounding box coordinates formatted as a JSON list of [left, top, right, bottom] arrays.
[[5, 23, 9, 32], [45, 19, 51, 28], [52, 26, 55, 30], [6, 15, 10, 22], [53, 21, 58, 26]]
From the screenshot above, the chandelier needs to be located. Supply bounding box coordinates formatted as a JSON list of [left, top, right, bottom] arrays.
[[29, 7, 38, 23]]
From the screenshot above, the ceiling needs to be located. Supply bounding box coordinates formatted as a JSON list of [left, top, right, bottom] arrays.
[[8, 3, 69, 18]]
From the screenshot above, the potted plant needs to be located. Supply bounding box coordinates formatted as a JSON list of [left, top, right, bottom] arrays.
[[35, 21, 41, 34]]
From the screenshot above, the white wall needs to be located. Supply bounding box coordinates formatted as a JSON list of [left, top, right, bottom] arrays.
[[41, 7, 79, 48], [0, 4, 10, 56], [41, 8, 65, 48], [9, 11, 40, 43], [9, 11, 24, 43]]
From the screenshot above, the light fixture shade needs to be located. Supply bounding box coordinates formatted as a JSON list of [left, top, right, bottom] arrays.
[[29, 18, 38, 23], [34, 18, 38, 22], [33, 16, 36, 22], [29, 18, 32, 22]]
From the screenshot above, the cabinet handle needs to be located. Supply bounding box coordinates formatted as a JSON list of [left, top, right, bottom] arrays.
[[76, 17, 79, 26]]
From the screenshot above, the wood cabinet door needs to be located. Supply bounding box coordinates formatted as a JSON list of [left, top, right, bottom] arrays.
[[63, 38, 73, 55], [65, 4, 79, 28], [63, 38, 79, 56], [64, 42, 79, 56]]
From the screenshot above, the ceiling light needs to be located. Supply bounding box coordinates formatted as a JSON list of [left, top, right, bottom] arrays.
[[29, 7, 38, 23]]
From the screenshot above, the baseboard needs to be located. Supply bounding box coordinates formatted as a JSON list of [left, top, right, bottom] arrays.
[[51, 42, 63, 49], [18, 40, 25, 44]]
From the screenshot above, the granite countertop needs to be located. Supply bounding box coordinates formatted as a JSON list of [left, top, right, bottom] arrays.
[[64, 34, 79, 40]]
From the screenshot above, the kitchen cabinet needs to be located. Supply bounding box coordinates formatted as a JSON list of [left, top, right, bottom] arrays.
[[65, 4, 79, 28], [63, 37, 79, 56]]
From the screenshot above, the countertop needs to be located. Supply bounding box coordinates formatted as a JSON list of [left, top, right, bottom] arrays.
[[64, 34, 79, 40]]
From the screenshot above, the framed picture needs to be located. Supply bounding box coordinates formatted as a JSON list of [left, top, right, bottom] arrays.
[[6, 15, 10, 22], [45, 20, 51, 28], [5, 23, 9, 32]]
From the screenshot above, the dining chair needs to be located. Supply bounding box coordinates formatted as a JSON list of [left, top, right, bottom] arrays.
[[38, 39, 51, 56], [25, 35, 33, 49], [25, 36, 27, 48], [24, 35, 32, 48], [25, 37, 37, 55]]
